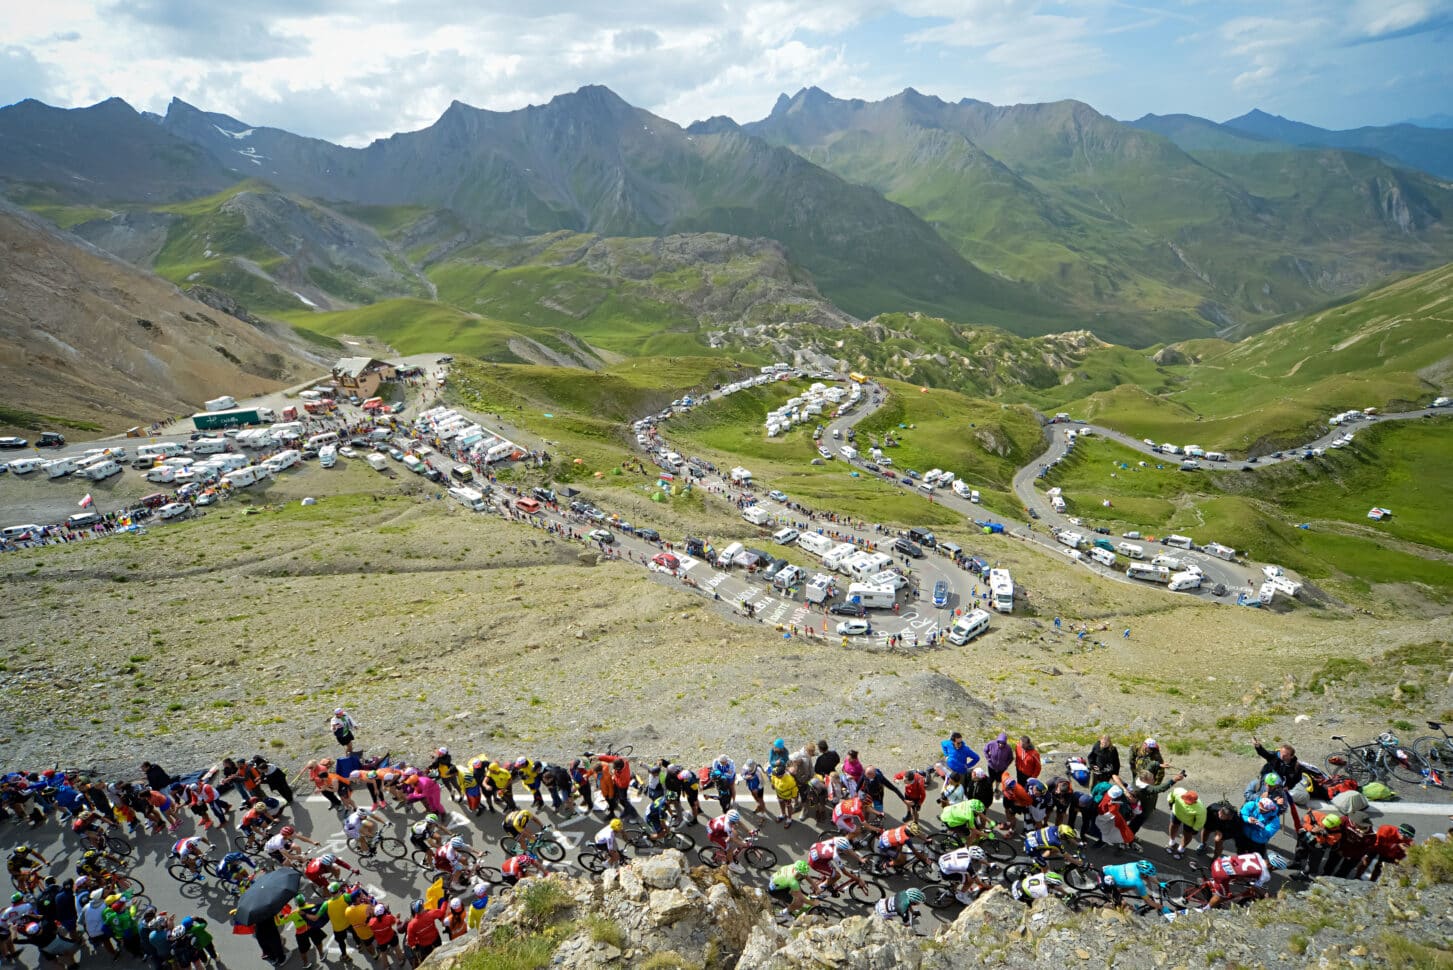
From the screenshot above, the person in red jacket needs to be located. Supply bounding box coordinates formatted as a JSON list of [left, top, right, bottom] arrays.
[[1363, 823, 1415, 881], [593, 754, 638, 821], [1013, 737, 1042, 786], [367, 904, 404, 970], [1097, 785, 1136, 846], [895, 770, 927, 824], [404, 901, 447, 968], [1000, 778, 1035, 833]]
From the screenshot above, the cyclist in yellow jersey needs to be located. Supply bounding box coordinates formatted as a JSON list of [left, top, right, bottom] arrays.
[[503, 809, 544, 846]]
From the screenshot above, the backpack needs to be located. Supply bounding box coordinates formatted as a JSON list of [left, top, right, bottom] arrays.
[[1090, 781, 1112, 802], [1361, 781, 1394, 801], [1324, 777, 1359, 797]]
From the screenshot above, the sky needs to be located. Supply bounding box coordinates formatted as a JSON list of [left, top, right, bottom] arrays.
[[2, 0, 1450, 146]]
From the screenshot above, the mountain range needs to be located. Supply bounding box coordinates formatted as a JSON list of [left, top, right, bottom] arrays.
[[1, 84, 1451, 360]]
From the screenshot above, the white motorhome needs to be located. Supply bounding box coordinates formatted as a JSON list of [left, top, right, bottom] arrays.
[[1050, 495, 1066, 513], [319, 445, 337, 469], [840, 445, 858, 461], [988, 568, 1015, 614], [845, 583, 895, 609], [1205, 451, 1226, 462], [204, 395, 237, 412], [264, 449, 301, 473], [822, 543, 858, 572], [947, 609, 991, 645], [805, 573, 833, 605], [1163, 534, 1194, 549], [797, 532, 834, 557], [137, 442, 186, 460], [222, 466, 268, 489], [1151, 554, 1182, 571], [1089, 547, 1117, 567], [83, 459, 121, 481], [1203, 542, 1236, 561], [306, 432, 340, 450], [449, 486, 488, 511], [213, 453, 250, 472], [1056, 531, 1084, 550], [848, 553, 893, 582], [1168, 571, 1202, 592], [867, 569, 907, 591], [42, 458, 75, 478], [189, 437, 228, 455], [1116, 542, 1145, 560], [401, 454, 424, 473], [1184, 445, 1205, 458], [742, 505, 772, 526], [1126, 563, 1171, 583], [952, 480, 972, 499], [924, 469, 942, 484], [771, 565, 805, 590], [145, 465, 177, 484], [366, 453, 389, 472]]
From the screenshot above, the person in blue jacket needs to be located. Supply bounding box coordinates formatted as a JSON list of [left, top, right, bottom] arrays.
[[939, 733, 981, 779], [1238, 796, 1282, 857], [768, 740, 790, 776]]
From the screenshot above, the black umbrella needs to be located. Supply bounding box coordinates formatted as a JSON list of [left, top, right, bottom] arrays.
[[233, 867, 302, 927]]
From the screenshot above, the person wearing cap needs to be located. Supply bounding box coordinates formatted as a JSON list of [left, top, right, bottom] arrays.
[[466, 884, 491, 933], [281, 893, 330, 968], [368, 903, 404, 969], [1167, 787, 1206, 858], [1129, 738, 1166, 788], [325, 882, 354, 961], [330, 708, 359, 754], [345, 888, 378, 959], [80, 890, 115, 958], [1129, 766, 1186, 836], [404, 901, 448, 965], [1237, 795, 1282, 858], [443, 898, 468, 940]]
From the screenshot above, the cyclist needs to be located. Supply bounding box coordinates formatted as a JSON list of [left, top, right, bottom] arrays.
[[170, 835, 212, 878], [707, 810, 754, 873], [593, 819, 626, 868], [939, 797, 991, 846], [873, 887, 925, 926], [409, 814, 450, 855], [641, 795, 676, 844], [1204, 852, 1270, 909], [767, 860, 821, 918], [304, 853, 357, 890], [432, 837, 474, 881], [7, 846, 47, 894], [1023, 823, 1081, 865], [265, 825, 317, 867], [215, 850, 255, 888], [70, 807, 116, 852], [238, 798, 280, 842], [875, 821, 930, 873], [74, 850, 111, 883], [937, 845, 994, 903], [1100, 859, 1163, 913], [500, 853, 547, 886], [807, 836, 864, 895], [343, 805, 381, 855], [1008, 870, 1075, 905], [832, 793, 882, 839], [502, 808, 545, 849]]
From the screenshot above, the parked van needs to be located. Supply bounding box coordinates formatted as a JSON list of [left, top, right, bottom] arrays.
[[1151, 554, 1181, 570], [1163, 534, 1194, 549], [146, 465, 178, 484], [1203, 542, 1236, 561], [917, 479, 936, 495], [970, 490, 981, 504], [190, 437, 228, 455], [1089, 547, 1117, 567], [223, 466, 267, 488], [716, 542, 745, 568], [1126, 563, 1171, 583], [2, 524, 44, 539], [923, 469, 942, 484], [306, 432, 340, 450], [952, 480, 972, 498], [42, 458, 75, 478], [742, 505, 772, 526], [366, 453, 389, 472], [946, 609, 991, 645], [867, 569, 907, 591], [83, 459, 122, 481], [318, 445, 337, 469], [265, 449, 301, 473], [805, 573, 833, 605], [772, 565, 805, 590], [797, 532, 834, 557], [8, 458, 45, 475], [214, 453, 250, 472], [514, 497, 542, 515], [1116, 542, 1145, 559], [1057, 531, 1084, 550], [839, 445, 858, 460], [845, 583, 895, 609], [401, 454, 424, 474], [822, 543, 857, 572], [449, 486, 488, 511], [1168, 571, 1202, 592], [137, 442, 185, 460]]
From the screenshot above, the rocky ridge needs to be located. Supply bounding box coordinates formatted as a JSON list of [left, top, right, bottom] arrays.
[[422, 848, 1453, 970]]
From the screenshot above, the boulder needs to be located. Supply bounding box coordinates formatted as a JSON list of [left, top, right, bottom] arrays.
[[637, 850, 688, 890], [647, 888, 696, 926]]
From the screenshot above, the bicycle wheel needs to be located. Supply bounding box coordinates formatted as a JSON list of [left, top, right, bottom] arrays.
[[232, 834, 261, 855], [743, 846, 778, 870], [109, 875, 145, 897], [534, 837, 566, 863], [980, 837, 1017, 863], [610, 744, 634, 758], [474, 866, 504, 886], [1328, 755, 1374, 787], [907, 858, 941, 883], [1063, 864, 1099, 892], [500, 837, 522, 857], [1067, 891, 1115, 912], [579, 850, 608, 874], [666, 831, 696, 852], [166, 862, 201, 884], [926, 885, 959, 910], [375, 836, 407, 860], [410, 849, 434, 871], [925, 833, 959, 856], [1388, 747, 1431, 786], [104, 834, 132, 857], [846, 878, 886, 905], [1412, 737, 1452, 771], [1160, 878, 1207, 909], [128, 893, 153, 912], [696, 846, 726, 868], [1002, 862, 1032, 886]]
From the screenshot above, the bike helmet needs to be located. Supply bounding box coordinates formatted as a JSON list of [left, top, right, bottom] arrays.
[[473, 883, 490, 899], [1043, 872, 1065, 884], [1026, 778, 1046, 794], [411, 900, 424, 915], [1258, 797, 1276, 813], [1399, 824, 1416, 839], [281, 825, 296, 837], [328, 882, 342, 894], [1106, 786, 1125, 800], [295, 894, 307, 906], [1322, 814, 1342, 830], [449, 837, 467, 849], [907, 822, 922, 837], [425, 814, 441, 824], [904, 888, 925, 904], [1058, 824, 1077, 840], [367, 771, 378, 781], [610, 819, 624, 832], [1135, 860, 1156, 876], [320, 853, 336, 866], [967, 799, 986, 813], [170, 926, 187, 941], [833, 838, 851, 852], [1263, 773, 1281, 788], [84, 850, 97, 861], [967, 846, 987, 863], [794, 860, 810, 876], [726, 810, 741, 825], [9, 893, 21, 904], [23, 923, 40, 936], [437, 747, 449, 757]]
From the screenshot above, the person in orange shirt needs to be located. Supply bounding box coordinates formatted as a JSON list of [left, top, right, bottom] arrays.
[[1013, 737, 1042, 786]]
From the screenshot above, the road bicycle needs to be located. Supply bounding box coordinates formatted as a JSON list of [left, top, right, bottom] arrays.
[[624, 825, 696, 854], [1160, 875, 1265, 910], [348, 833, 408, 862], [1325, 733, 1427, 787], [1002, 852, 1100, 892], [924, 825, 1017, 863], [1411, 721, 1453, 787], [94, 871, 149, 911], [582, 741, 634, 759], [501, 831, 567, 863], [696, 833, 777, 871]]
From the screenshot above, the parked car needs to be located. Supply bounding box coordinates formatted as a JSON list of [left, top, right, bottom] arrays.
[[932, 581, 949, 608], [636, 528, 660, 542], [587, 529, 615, 544], [894, 538, 924, 559], [835, 618, 872, 636], [37, 433, 66, 448], [67, 512, 103, 528], [0, 437, 28, 449], [829, 602, 866, 617], [768, 489, 788, 502], [158, 502, 190, 520]]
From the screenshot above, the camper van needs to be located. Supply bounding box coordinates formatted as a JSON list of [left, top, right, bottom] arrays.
[[222, 466, 268, 489], [1126, 563, 1171, 584], [1056, 531, 1084, 550], [306, 432, 341, 450], [42, 458, 75, 479], [742, 505, 772, 526], [318, 445, 337, 469], [1089, 547, 1117, 568], [1168, 571, 1202, 592], [1203, 542, 1236, 561], [213, 453, 250, 473], [822, 543, 857, 572], [1163, 534, 1194, 549], [848, 553, 893, 582], [797, 532, 834, 557], [189, 437, 228, 455], [366, 453, 389, 472], [449, 487, 488, 511], [82, 459, 121, 481], [137, 442, 186, 461], [145, 465, 178, 484], [952, 480, 972, 499], [805, 573, 833, 605], [1116, 542, 1145, 560], [771, 565, 805, 590], [947, 609, 992, 645], [988, 568, 1015, 614], [845, 583, 895, 609], [264, 449, 300, 473]]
